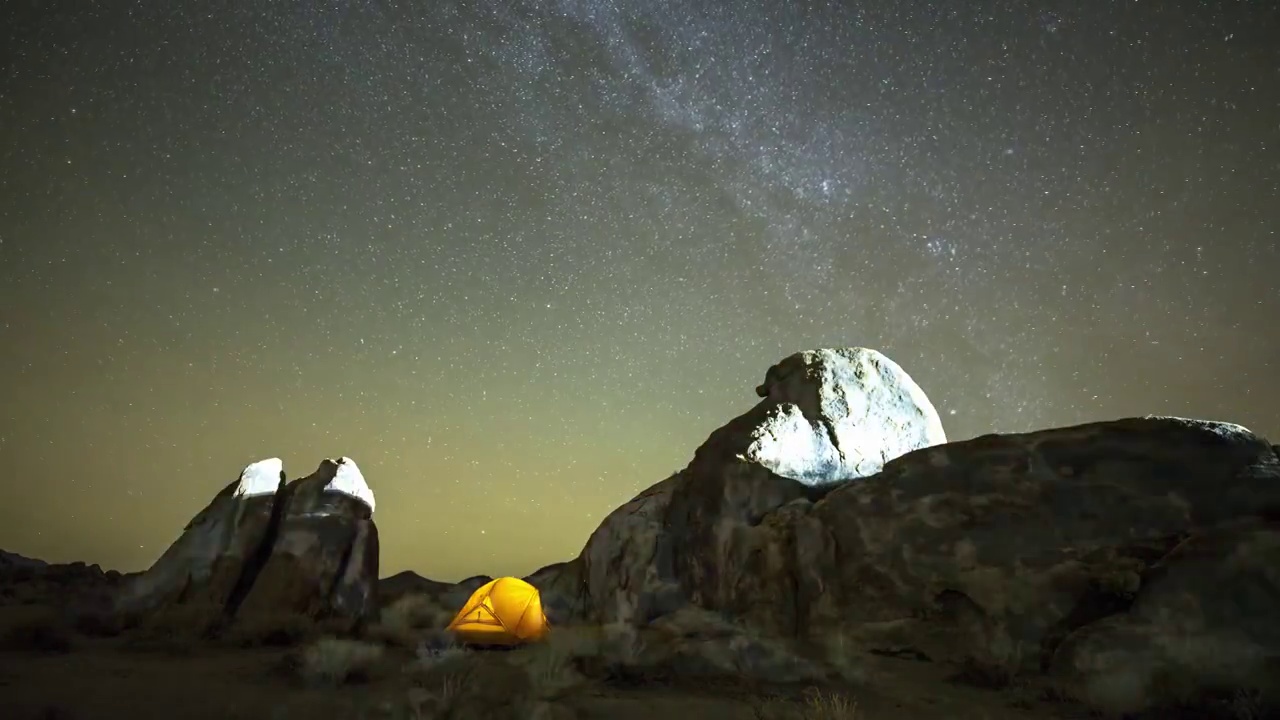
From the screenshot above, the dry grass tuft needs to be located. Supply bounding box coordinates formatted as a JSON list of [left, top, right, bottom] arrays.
[[386, 676, 467, 720], [802, 689, 859, 720], [754, 689, 860, 720], [297, 636, 386, 686], [521, 636, 585, 699]]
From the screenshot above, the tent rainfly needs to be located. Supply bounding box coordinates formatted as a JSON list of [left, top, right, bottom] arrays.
[[446, 576, 549, 646]]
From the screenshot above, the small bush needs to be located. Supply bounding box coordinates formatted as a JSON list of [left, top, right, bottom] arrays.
[[369, 594, 452, 648], [512, 622, 645, 685], [385, 594, 451, 630], [298, 636, 386, 686], [524, 641, 582, 699]]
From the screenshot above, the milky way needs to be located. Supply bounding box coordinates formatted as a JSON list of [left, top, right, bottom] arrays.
[[1, 0, 1276, 580]]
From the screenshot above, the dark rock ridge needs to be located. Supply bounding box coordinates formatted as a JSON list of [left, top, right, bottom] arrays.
[[377, 563, 583, 626], [115, 456, 379, 632], [0, 552, 125, 609], [0, 550, 49, 572]]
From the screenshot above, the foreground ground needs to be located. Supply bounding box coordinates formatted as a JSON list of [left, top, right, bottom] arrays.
[[0, 602, 1109, 720]]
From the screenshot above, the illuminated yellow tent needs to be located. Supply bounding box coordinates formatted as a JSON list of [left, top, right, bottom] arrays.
[[446, 576, 549, 645]]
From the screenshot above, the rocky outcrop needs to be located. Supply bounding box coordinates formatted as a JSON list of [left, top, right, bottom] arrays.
[[1048, 517, 1280, 714], [116, 456, 379, 631], [576, 346, 1280, 715], [805, 418, 1280, 670], [579, 474, 683, 625], [114, 457, 285, 623], [579, 347, 947, 626], [230, 458, 379, 626], [524, 559, 585, 625], [379, 571, 458, 604]]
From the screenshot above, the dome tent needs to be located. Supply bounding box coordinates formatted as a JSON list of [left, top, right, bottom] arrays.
[[445, 576, 549, 646]]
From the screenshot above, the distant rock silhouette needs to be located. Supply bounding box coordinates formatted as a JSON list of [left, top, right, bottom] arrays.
[[0, 551, 122, 609], [115, 456, 379, 632], [0, 550, 48, 572]]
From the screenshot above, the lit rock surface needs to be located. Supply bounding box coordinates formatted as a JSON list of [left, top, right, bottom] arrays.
[[116, 456, 378, 630]]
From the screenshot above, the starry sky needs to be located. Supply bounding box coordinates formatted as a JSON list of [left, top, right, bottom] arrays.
[[1, 1, 1277, 582]]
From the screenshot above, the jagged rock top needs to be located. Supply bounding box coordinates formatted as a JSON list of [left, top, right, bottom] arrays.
[[233, 457, 284, 497], [1141, 415, 1260, 442], [325, 456, 375, 512]]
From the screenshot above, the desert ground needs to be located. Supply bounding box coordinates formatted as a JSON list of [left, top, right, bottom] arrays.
[[0, 590, 1132, 720]]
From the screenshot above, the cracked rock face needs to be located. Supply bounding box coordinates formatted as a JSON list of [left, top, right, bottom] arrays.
[[115, 456, 378, 631]]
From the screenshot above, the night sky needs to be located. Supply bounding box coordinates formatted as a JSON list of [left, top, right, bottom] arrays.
[[1, 1, 1276, 582]]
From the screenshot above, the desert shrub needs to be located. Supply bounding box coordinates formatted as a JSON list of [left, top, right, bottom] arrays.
[[298, 636, 386, 686], [513, 622, 651, 698], [1, 610, 74, 653], [508, 625, 611, 699], [384, 594, 451, 630], [523, 639, 582, 699], [368, 594, 452, 648]]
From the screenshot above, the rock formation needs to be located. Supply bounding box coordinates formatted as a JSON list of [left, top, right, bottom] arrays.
[[115, 456, 379, 631], [564, 347, 1280, 714], [578, 347, 948, 627]]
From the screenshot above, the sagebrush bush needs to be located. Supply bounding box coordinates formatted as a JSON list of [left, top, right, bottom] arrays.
[[298, 636, 385, 686]]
